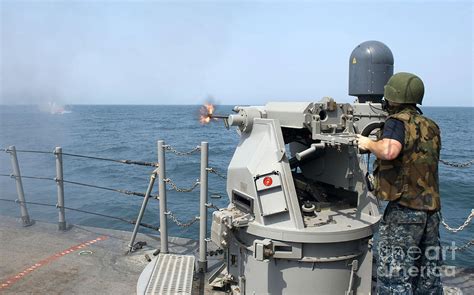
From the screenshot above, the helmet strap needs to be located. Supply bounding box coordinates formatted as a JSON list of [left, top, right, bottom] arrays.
[[415, 105, 423, 115]]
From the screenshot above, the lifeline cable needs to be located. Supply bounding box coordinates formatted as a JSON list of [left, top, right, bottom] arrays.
[[0, 198, 160, 231], [0, 173, 53, 181], [0, 174, 158, 199], [0, 148, 51, 154], [1, 148, 158, 167], [61, 179, 159, 199], [61, 152, 158, 167]]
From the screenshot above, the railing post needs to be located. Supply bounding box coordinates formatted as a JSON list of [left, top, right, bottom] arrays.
[[198, 141, 209, 272], [158, 140, 168, 253], [54, 147, 67, 230], [8, 146, 34, 226]]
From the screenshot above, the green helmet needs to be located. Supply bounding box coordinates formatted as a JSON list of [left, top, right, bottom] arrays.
[[383, 72, 425, 105]]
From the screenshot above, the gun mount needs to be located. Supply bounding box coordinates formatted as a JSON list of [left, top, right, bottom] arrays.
[[211, 98, 386, 294], [209, 40, 392, 294], [210, 98, 386, 294]]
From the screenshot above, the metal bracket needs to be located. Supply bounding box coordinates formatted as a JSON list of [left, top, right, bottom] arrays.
[[345, 259, 359, 295], [254, 239, 273, 261]]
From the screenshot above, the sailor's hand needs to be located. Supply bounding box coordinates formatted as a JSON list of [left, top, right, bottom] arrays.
[[357, 134, 372, 151]]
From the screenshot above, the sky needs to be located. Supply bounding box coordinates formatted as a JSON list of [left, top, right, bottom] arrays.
[[0, 0, 472, 106]]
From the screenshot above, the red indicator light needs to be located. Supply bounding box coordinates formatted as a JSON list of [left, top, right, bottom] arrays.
[[263, 177, 273, 186]]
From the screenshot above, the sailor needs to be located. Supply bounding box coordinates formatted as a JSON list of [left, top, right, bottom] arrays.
[[357, 72, 443, 294]]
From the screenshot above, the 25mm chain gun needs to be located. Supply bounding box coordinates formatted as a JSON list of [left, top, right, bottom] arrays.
[[209, 41, 394, 294], [210, 98, 386, 294]]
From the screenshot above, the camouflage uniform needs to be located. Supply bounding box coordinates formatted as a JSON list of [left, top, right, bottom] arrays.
[[375, 106, 443, 294], [374, 106, 441, 211], [377, 203, 442, 294]]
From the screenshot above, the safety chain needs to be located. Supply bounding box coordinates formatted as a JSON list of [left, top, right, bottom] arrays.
[[165, 211, 199, 227], [206, 203, 220, 211], [445, 240, 474, 252], [208, 249, 224, 257], [441, 210, 474, 233], [439, 159, 474, 168], [164, 178, 200, 192], [207, 167, 227, 179], [163, 145, 201, 156]]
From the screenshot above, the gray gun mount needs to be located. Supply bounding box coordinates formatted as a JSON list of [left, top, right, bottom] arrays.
[[210, 97, 386, 294]]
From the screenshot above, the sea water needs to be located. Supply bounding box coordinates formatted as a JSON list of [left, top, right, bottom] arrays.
[[0, 105, 472, 267]]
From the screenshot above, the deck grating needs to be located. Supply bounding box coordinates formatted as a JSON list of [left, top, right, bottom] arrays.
[[146, 254, 195, 295]]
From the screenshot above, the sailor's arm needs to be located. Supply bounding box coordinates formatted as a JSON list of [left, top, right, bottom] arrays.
[[357, 135, 402, 160]]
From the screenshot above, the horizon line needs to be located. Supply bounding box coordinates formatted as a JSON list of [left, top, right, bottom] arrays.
[[1, 103, 473, 108]]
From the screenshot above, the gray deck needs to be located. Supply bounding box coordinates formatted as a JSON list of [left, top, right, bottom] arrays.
[[0, 216, 224, 295], [0, 215, 471, 294]]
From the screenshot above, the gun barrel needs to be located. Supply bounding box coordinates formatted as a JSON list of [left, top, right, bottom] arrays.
[[210, 114, 229, 119]]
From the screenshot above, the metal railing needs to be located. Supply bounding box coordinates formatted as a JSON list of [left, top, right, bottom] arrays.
[[2, 143, 471, 264], [1, 145, 163, 229], [0, 142, 227, 272], [8, 146, 34, 227]]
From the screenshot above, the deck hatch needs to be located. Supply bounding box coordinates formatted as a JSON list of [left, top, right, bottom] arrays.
[[145, 254, 195, 295]]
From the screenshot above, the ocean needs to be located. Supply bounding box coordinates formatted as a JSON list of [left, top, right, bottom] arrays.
[[0, 105, 472, 267]]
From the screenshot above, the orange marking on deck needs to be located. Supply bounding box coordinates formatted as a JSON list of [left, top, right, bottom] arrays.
[[0, 235, 108, 291]]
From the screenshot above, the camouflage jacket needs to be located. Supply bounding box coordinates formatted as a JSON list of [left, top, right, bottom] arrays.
[[374, 106, 441, 211]]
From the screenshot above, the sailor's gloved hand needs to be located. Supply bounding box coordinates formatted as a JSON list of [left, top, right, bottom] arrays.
[[357, 134, 373, 151]]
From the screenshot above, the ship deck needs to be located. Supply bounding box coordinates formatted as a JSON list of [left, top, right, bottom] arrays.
[[0, 215, 471, 294], [0, 216, 225, 295]]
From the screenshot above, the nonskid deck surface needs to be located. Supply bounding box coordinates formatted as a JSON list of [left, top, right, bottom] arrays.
[[0, 215, 471, 294], [0, 215, 225, 295]]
